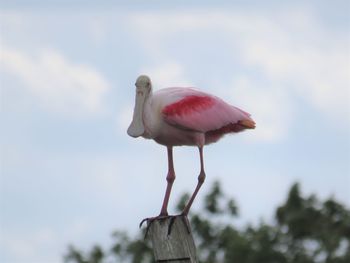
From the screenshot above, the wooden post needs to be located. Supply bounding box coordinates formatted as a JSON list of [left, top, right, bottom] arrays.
[[147, 215, 198, 262]]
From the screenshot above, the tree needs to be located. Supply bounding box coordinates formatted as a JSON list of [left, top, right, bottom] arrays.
[[64, 182, 350, 263]]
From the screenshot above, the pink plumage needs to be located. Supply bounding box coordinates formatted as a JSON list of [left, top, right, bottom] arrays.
[[161, 88, 255, 143], [128, 75, 255, 222]]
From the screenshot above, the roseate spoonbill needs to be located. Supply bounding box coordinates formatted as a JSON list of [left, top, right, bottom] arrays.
[[128, 75, 255, 223]]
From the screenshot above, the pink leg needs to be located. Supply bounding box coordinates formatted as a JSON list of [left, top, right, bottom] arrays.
[[159, 146, 176, 216], [182, 146, 206, 215]]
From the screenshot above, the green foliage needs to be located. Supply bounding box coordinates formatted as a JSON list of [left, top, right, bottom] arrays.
[[276, 183, 350, 263], [204, 181, 223, 214], [64, 181, 350, 263]]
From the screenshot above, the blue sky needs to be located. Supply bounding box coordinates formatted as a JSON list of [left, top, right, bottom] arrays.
[[1, 1, 349, 263]]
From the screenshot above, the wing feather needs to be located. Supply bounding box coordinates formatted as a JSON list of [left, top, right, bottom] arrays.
[[161, 91, 254, 133]]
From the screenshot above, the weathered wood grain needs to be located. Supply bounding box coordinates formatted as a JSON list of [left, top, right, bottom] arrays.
[[147, 216, 198, 263]]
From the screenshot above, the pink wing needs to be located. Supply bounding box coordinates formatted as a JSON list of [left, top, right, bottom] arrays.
[[162, 89, 255, 133]]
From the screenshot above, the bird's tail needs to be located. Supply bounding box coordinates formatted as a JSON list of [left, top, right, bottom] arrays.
[[238, 119, 256, 129]]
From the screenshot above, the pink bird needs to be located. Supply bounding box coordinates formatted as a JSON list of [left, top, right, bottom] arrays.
[[128, 75, 255, 223]]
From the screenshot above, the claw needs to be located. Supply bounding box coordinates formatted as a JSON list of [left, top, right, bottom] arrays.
[[144, 220, 154, 239], [139, 215, 170, 239], [139, 217, 156, 239], [167, 216, 177, 236], [139, 218, 148, 228]]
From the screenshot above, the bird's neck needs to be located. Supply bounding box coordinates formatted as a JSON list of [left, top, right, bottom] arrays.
[[141, 90, 158, 139]]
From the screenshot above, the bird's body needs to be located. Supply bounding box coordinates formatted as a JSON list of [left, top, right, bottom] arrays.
[[128, 75, 255, 221], [132, 87, 255, 147]]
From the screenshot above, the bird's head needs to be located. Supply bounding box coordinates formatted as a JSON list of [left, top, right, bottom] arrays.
[[135, 75, 152, 96], [127, 75, 152, 138]]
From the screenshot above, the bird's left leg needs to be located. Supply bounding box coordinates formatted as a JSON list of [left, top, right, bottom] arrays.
[[182, 146, 206, 215]]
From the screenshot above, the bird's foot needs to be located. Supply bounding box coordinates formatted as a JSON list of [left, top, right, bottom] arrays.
[[139, 214, 171, 239], [139, 213, 191, 239], [139, 214, 169, 228]]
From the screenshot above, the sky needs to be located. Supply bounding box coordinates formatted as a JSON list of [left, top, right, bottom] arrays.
[[0, 1, 349, 263]]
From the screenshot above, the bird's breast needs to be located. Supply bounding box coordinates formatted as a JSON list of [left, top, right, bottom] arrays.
[[141, 100, 163, 139]]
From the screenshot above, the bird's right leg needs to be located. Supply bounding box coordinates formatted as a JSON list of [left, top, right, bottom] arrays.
[[140, 147, 176, 234], [159, 146, 176, 216]]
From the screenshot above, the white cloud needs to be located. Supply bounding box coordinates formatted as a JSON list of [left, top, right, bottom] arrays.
[[79, 155, 122, 198], [231, 76, 293, 142], [0, 11, 24, 30], [140, 62, 193, 88], [87, 15, 109, 46], [1, 227, 59, 263], [0, 47, 110, 116], [117, 104, 133, 134], [239, 25, 350, 119]]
